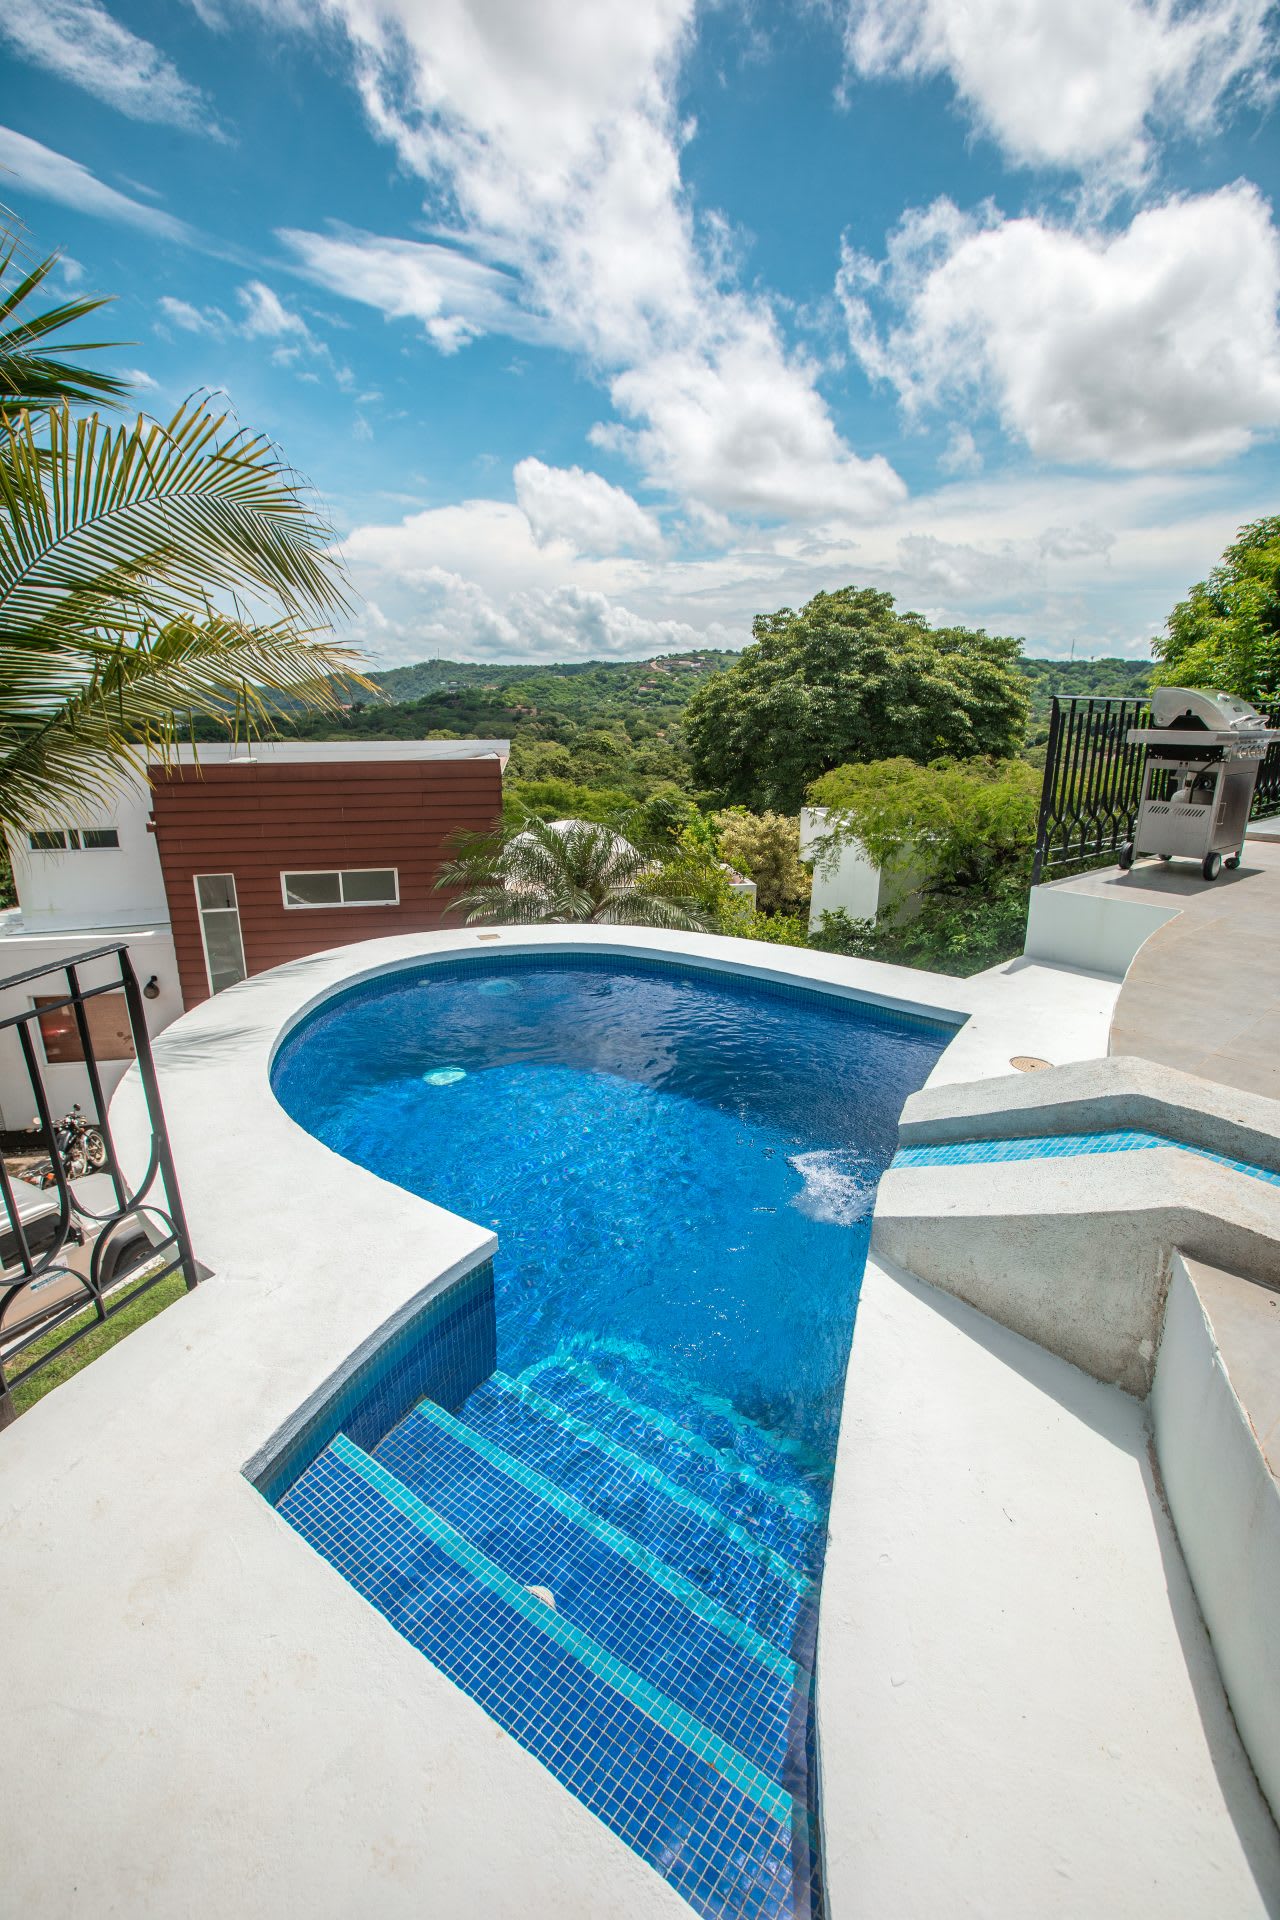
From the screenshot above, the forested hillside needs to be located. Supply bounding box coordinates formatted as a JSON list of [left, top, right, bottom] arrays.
[[275, 647, 1151, 796]]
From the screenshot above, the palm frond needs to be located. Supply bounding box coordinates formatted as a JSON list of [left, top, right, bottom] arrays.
[[0, 400, 347, 652], [435, 816, 713, 932], [0, 225, 129, 415], [0, 611, 363, 832]]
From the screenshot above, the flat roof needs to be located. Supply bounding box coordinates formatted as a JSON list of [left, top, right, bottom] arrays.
[[161, 740, 510, 769]]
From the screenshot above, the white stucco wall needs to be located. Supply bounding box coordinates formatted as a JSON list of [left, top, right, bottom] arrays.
[[1152, 1254, 1280, 1825], [1023, 878, 1180, 977], [800, 807, 883, 926], [6, 774, 169, 933]]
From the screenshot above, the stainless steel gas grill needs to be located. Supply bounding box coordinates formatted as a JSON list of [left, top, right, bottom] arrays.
[[1122, 687, 1280, 880]]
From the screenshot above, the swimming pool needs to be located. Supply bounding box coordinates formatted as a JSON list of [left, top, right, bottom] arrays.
[[269, 954, 951, 1919]]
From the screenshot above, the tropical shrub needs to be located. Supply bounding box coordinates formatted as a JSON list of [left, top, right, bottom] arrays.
[[713, 810, 812, 916]]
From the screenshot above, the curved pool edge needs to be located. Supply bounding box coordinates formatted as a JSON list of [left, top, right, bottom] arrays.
[[3, 926, 1124, 1917]]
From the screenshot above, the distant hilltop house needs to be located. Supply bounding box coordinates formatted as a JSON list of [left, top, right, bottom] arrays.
[[0, 739, 508, 1128]]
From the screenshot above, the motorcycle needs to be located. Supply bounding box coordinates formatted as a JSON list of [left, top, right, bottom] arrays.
[[20, 1105, 110, 1188]]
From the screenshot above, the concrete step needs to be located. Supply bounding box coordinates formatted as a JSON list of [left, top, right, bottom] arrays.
[[458, 1372, 811, 1657], [278, 1433, 798, 1920], [376, 1398, 800, 1780]]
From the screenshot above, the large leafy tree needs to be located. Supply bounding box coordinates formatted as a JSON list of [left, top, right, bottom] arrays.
[[1151, 517, 1280, 706], [0, 217, 360, 834], [436, 816, 712, 930], [685, 587, 1029, 812]]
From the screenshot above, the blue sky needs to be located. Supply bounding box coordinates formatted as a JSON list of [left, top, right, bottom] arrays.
[[2, 0, 1279, 666]]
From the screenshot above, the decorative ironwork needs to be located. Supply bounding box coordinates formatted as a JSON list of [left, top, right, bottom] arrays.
[[1032, 695, 1280, 883], [0, 944, 198, 1426]]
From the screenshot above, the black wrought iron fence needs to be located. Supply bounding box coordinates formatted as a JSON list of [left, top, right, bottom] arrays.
[[0, 944, 198, 1425], [1032, 695, 1280, 883]]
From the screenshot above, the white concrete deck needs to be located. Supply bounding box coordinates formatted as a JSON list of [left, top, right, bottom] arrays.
[[820, 1256, 1280, 1917], [3, 923, 1243, 1920]]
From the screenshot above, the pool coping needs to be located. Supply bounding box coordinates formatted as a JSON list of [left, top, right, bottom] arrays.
[[2, 924, 1120, 1918]]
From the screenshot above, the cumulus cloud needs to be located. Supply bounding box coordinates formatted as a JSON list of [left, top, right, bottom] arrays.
[[514, 460, 663, 555], [0, 126, 192, 240], [233, 0, 901, 525], [840, 184, 1280, 467], [334, 462, 1262, 666], [0, 0, 222, 135], [839, 0, 1276, 177]]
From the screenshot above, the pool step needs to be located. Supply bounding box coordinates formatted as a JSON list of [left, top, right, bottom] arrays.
[[278, 1435, 797, 1920], [525, 1339, 832, 1494], [518, 1355, 825, 1563], [458, 1372, 809, 1657], [376, 1399, 799, 1778]]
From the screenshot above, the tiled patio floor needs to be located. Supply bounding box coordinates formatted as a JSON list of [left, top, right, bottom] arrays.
[[1052, 827, 1280, 1100]]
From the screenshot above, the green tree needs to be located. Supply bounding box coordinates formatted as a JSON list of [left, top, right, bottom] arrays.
[[685, 587, 1028, 811], [0, 218, 360, 832], [713, 810, 812, 916], [435, 816, 712, 930], [503, 778, 636, 827], [1151, 517, 1280, 705]]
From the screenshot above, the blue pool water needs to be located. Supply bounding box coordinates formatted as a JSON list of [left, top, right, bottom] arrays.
[[269, 954, 951, 1918]]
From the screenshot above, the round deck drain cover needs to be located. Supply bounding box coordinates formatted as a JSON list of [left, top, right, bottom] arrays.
[[422, 1066, 467, 1086], [1010, 1055, 1052, 1073]]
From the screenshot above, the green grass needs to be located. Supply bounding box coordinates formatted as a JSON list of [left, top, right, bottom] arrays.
[[6, 1266, 190, 1417]]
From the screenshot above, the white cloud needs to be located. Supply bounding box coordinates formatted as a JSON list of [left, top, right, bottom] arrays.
[[153, 280, 354, 386], [120, 367, 159, 390], [0, 0, 222, 135], [335, 465, 1268, 666], [249, 0, 900, 526], [157, 295, 229, 335], [0, 126, 192, 240], [236, 280, 311, 341], [514, 460, 663, 555], [840, 184, 1280, 468], [939, 426, 982, 476], [277, 224, 554, 353], [839, 0, 1276, 177]]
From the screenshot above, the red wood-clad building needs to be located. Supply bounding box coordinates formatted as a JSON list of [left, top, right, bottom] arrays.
[[148, 742, 507, 1007]]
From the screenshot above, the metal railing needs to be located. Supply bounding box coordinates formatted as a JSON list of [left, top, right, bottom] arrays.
[[1032, 695, 1280, 883], [0, 945, 198, 1425]]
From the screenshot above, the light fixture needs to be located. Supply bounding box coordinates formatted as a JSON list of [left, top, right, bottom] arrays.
[[143, 975, 160, 1000]]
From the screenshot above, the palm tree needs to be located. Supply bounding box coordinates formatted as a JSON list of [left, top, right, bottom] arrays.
[[0, 216, 362, 833], [436, 816, 713, 930]]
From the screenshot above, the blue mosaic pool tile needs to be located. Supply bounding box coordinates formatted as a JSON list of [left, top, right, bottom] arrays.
[[892, 1128, 1280, 1188], [251, 1259, 495, 1505], [282, 945, 962, 1050], [526, 1338, 834, 1490], [278, 1438, 798, 1920], [520, 1356, 825, 1571], [376, 1400, 801, 1780], [458, 1374, 810, 1658]]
